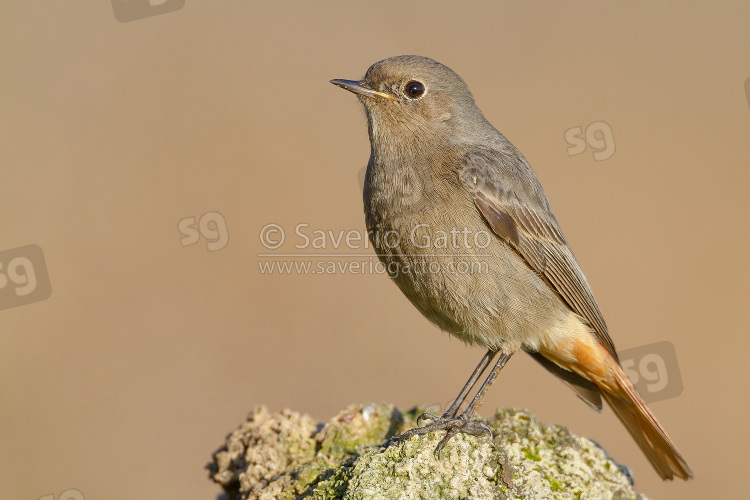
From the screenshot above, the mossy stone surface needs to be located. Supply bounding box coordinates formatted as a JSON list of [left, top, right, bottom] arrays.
[[207, 403, 648, 500]]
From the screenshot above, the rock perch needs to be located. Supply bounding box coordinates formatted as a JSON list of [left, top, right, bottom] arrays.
[[207, 403, 648, 500]]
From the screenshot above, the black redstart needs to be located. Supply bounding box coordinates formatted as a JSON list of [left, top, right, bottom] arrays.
[[331, 55, 693, 480]]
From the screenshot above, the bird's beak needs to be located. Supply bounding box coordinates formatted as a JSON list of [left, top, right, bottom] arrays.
[[330, 79, 395, 100]]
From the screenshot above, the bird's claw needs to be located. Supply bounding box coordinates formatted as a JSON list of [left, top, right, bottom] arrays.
[[387, 412, 493, 457], [416, 412, 442, 426]]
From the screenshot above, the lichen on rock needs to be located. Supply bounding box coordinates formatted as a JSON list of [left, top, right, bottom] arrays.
[[207, 403, 648, 500]]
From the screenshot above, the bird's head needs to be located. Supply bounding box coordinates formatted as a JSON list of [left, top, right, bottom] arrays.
[[331, 55, 486, 144]]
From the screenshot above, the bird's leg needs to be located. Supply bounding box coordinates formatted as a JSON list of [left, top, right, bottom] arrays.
[[414, 349, 496, 425], [389, 349, 515, 457]]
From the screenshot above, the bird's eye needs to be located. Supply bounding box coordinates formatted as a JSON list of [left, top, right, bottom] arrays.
[[404, 81, 425, 98]]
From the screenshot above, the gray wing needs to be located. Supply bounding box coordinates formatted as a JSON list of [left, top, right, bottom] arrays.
[[460, 147, 618, 362]]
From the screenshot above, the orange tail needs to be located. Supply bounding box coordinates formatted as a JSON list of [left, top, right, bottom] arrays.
[[601, 360, 694, 480], [538, 331, 694, 480]]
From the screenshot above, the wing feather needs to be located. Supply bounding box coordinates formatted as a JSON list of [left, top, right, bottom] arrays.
[[461, 147, 618, 361]]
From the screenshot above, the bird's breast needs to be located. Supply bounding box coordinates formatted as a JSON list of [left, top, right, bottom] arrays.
[[362, 156, 497, 337], [361, 155, 571, 349]]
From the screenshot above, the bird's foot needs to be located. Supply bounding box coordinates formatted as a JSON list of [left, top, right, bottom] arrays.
[[386, 410, 493, 458]]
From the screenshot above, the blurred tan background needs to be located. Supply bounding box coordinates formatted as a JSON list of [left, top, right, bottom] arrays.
[[1, 1, 748, 499]]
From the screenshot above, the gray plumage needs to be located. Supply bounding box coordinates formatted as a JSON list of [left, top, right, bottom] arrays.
[[331, 55, 693, 480]]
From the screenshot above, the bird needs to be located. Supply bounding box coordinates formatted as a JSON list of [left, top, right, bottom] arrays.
[[330, 55, 693, 480]]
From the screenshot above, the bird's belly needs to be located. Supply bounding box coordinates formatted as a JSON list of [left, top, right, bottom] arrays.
[[368, 206, 570, 351]]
